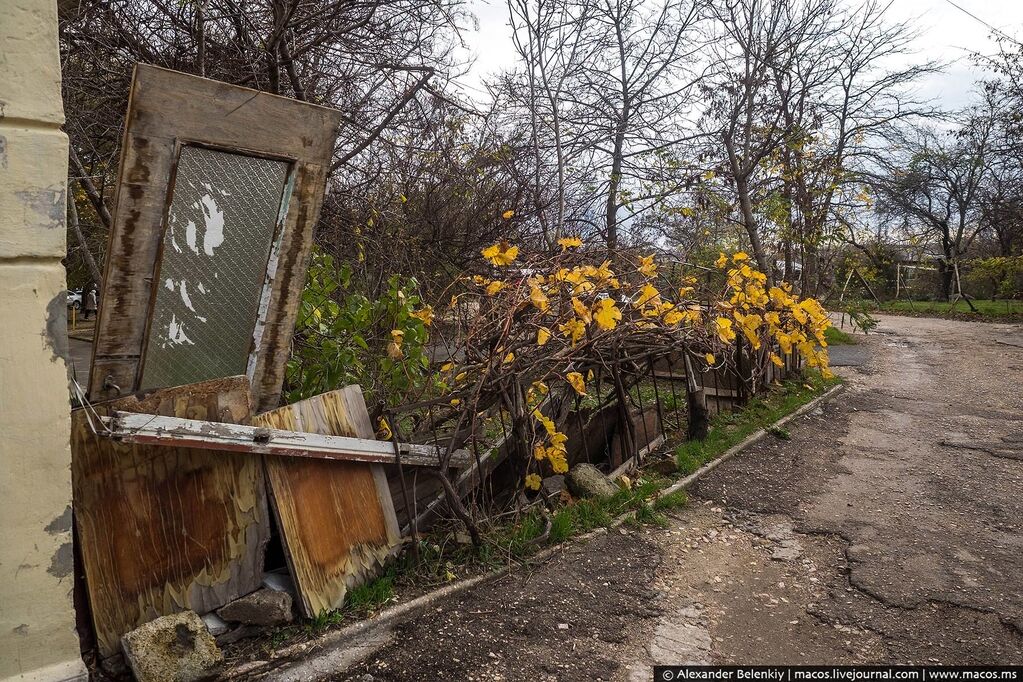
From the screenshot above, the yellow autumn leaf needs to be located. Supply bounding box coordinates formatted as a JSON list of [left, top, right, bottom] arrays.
[[559, 318, 586, 346], [410, 305, 434, 326], [715, 252, 728, 269], [571, 297, 592, 323], [633, 283, 661, 308], [387, 329, 405, 358], [550, 430, 568, 450], [715, 317, 736, 343], [537, 327, 552, 346], [532, 408, 557, 436], [705, 353, 716, 365], [450, 398, 461, 406], [637, 254, 658, 277], [558, 236, 583, 250], [663, 309, 684, 326], [733, 251, 749, 262], [593, 298, 622, 330], [529, 283, 550, 312], [770, 353, 784, 367], [502, 209, 515, 220], [524, 473, 542, 490], [503, 351, 515, 364], [549, 454, 569, 474], [566, 371, 587, 396], [486, 280, 506, 295], [376, 417, 392, 440], [481, 241, 518, 266]]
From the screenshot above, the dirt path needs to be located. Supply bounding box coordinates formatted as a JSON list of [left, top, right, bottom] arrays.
[[329, 315, 1023, 681]]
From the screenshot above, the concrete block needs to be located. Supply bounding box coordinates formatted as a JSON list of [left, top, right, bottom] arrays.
[[121, 611, 224, 682]]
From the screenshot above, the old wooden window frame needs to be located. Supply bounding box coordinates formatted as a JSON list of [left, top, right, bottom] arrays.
[[88, 64, 342, 412]]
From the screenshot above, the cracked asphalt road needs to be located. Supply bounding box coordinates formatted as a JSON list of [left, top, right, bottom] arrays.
[[325, 315, 1023, 681], [625, 314, 1023, 670]]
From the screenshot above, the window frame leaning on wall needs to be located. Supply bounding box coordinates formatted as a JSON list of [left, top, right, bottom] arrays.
[[87, 64, 342, 413]]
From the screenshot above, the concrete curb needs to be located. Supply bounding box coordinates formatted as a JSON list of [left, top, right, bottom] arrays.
[[227, 382, 845, 680]]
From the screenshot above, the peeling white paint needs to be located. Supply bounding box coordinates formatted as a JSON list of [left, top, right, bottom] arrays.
[[166, 313, 195, 346], [179, 280, 194, 312], [185, 219, 198, 254], [200, 193, 226, 256]]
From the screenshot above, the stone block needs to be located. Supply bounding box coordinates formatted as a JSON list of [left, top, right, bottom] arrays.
[[217, 588, 293, 626], [0, 0, 65, 124], [121, 611, 223, 682], [567, 463, 619, 499]]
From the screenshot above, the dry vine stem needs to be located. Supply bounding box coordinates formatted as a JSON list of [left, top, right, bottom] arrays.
[[383, 240, 834, 541]]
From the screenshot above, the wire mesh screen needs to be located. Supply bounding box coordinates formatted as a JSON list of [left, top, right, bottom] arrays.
[[140, 146, 291, 391]]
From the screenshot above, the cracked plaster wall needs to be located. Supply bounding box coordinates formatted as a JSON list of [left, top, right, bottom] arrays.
[[0, 0, 88, 679]]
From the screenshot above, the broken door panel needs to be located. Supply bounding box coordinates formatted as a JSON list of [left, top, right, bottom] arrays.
[[141, 146, 290, 390], [88, 64, 341, 412], [71, 376, 268, 658]]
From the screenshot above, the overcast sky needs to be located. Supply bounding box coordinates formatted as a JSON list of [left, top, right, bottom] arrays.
[[457, 0, 1023, 110]]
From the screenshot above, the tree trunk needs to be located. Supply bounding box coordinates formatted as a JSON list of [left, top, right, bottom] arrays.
[[68, 196, 102, 287], [605, 124, 626, 254], [937, 260, 953, 301], [735, 176, 772, 281]]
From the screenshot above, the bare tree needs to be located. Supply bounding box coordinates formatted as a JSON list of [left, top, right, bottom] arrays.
[[777, 0, 938, 294], [870, 113, 994, 300], [578, 0, 705, 253], [506, 0, 598, 244]]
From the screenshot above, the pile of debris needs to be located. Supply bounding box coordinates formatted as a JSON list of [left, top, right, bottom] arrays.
[[70, 66, 468, 679]]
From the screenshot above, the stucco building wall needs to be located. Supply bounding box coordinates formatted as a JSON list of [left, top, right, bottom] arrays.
[[0, 0, 89, 679]]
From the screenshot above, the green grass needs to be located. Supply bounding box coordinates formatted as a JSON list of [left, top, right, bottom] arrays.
[[824, 326, 856, 345], [673, 371, 839, 476], [878, 298, 1023, 320], [489, 475, 674, 560], [306, 571, 398, 632]]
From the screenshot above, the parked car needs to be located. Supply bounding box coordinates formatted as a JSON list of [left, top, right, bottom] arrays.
[[67, 289, 83, 310]]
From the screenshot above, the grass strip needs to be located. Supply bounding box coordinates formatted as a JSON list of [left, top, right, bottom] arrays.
[[674, 372, 840, 476], [877, 298, 1022, 321]]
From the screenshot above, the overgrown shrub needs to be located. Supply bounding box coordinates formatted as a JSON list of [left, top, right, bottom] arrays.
[[963, 256, 1023, 300]]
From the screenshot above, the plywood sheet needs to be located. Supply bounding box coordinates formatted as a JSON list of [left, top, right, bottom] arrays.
[[253, 386, 401, 617], [71, 376, 269, 657]]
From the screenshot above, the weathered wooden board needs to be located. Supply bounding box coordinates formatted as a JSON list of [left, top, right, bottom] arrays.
[[71, 376, 269, 657], [103, 412, 472, 467], [253, 387, 401, 617], [88, 64, 342, 413]]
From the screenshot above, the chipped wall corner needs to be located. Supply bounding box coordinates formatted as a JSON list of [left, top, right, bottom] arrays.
[[0, 0, 89, 679]]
